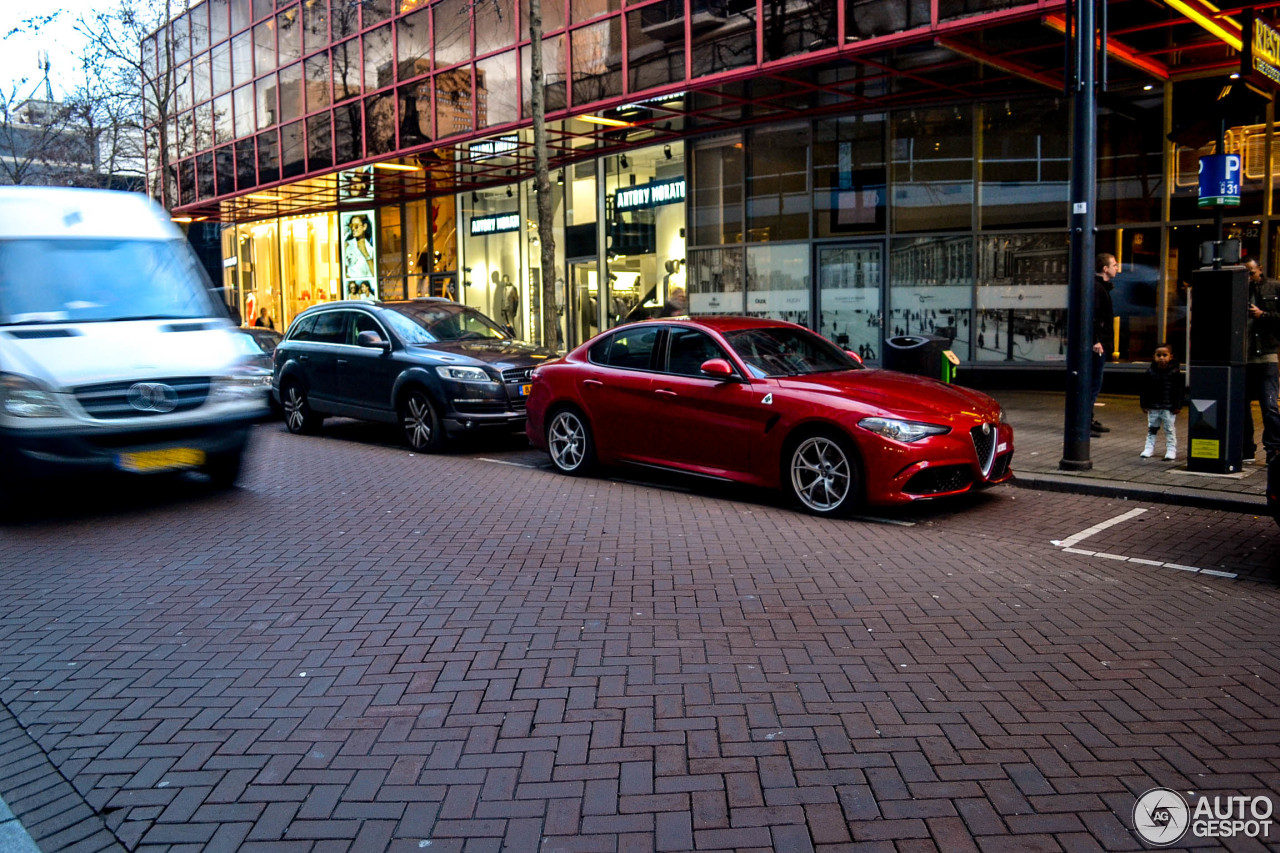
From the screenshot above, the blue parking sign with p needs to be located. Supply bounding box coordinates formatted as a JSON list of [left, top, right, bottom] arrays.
[[1198, 154, 1241, 207]]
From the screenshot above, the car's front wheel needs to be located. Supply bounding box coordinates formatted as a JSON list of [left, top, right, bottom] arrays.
[[400, 388, 444, 452], [787, 432, 861, 516], [282, 380, 323, 435], [547, 408, 596, 476], [203, 446, 245, 489]]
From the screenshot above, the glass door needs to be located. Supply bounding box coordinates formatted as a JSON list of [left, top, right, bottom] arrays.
[[816, 242, 883, 362], [568, 260, 601, 347]]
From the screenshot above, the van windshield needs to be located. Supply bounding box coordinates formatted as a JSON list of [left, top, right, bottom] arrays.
[[0, 238, 223, 325]]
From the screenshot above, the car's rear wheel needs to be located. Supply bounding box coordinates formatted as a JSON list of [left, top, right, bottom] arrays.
[[282, 380, 323, 435], [400, 388, 444, 452], [787, 432, 861, 516], [547, 408, 595, 476]]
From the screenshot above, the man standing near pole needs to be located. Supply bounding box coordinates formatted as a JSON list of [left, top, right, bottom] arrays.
[[1090, 253, 1119, 437]]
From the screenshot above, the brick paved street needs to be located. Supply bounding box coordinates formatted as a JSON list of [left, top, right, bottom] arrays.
[[0, 421, 1278, 852]]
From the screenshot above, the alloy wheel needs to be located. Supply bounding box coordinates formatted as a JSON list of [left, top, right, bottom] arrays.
[[548, 411, 587, 472], [403, 392, 435, 451], [790, 436, 852, 513]]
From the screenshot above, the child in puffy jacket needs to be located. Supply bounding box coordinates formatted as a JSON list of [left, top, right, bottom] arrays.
[[1140, 342, 1184, 460]]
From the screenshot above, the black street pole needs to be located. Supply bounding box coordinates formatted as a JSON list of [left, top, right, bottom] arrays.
[[1061, 0, 1097, 471]]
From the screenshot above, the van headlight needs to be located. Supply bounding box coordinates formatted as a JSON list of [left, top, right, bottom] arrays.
[[0, 373, 65, 418], [436, 365, 494, 383], [858, 417, 950, 443], [210, 369, 271, 401]]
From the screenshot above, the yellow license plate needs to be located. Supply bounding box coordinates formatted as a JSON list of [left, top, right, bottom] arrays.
[[117, 447, 206, 473], [521, 383, 532, 396]]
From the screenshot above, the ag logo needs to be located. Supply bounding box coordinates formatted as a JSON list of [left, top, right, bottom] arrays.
[[1133, 788, 1189, 845]]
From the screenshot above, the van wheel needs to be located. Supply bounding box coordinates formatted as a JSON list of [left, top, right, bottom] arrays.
[[786, 431, 861, 517], [400, 388, 444, 452], [204, 447, 244, 489], [282, 380, 323, 435]]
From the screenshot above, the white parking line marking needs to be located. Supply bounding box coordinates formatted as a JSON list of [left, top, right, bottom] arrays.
[[476, 457, 546, 469], [1053, 507, 1149, 548], [1051, 508, 1239, 579]]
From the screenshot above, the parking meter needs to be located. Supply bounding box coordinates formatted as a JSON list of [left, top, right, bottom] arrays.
[[1187, 266, 1248, 473]]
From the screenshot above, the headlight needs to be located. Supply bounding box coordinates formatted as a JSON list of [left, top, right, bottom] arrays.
[[436, 365, 494, 383], [211, 370, 271, 401], [858, 416, 950, 443], [0, 373, 65, 418]]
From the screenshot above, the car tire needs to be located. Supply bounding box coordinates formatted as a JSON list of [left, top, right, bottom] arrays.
[[546, 407, 596, 476], [204, 446, 245, 489], [785, 431, 861, 517], [282, 380, 323, 435], [400, 387, 444, 452]]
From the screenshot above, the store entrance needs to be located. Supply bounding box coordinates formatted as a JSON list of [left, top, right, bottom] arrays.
[[816, 242, 884, 362]]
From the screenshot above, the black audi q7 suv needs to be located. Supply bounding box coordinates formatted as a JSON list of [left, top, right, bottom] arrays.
[[272, 298, 555, 451]]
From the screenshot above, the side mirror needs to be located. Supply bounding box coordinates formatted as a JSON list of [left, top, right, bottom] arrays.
[[357, 330, 391, 351], [845, 349, 864, 366], [700, 358, 736, 379]]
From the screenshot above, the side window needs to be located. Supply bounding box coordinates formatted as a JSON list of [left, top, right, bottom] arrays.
[[665, 328, 731, 377], [310, 310, 350, 344], [593, 326, 661, 370], [352, 311, 386, 342], [288, 314, 318, 342]]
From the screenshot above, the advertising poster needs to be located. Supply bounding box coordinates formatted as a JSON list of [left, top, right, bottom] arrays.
[[340, 165, 373, 201], [340, 210, 378, 300]]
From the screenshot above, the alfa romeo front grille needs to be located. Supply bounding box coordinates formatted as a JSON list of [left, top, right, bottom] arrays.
[[970, 423, 996, 477]]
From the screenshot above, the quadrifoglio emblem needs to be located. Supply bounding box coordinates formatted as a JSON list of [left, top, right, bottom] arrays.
[[1133, 788, 1274, 845]]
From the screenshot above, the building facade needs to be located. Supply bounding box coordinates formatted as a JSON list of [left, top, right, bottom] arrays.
[[144, 0, 1276, 368]]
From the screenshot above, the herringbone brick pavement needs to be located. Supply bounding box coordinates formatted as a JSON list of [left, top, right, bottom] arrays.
[[0, 422, 1276, 852]]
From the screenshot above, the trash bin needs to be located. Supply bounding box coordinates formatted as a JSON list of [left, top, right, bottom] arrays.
[[882, 334, 957, 383]]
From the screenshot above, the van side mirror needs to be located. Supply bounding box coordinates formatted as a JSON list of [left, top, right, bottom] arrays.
[[357, 330, 391, 351]]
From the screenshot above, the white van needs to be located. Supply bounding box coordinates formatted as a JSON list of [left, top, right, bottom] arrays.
[[0, 187, 265, 506]]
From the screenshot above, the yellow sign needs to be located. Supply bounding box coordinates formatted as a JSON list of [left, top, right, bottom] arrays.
[[1190, 439, 1220, 459], [1244, 12, 1280, 92], [117, 448, 206, 473]]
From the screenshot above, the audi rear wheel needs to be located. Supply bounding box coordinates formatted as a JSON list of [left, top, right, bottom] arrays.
[[282, 381, 323, 435]]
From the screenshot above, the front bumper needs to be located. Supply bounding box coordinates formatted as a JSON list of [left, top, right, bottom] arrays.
[[1, 417, 256, 480], [863, 421, 1014, 505]]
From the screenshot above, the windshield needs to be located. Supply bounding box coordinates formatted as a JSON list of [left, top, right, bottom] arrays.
[[724, 326, 863, 378], [385, 302, 510, 344], [0, 238, 223, 325]]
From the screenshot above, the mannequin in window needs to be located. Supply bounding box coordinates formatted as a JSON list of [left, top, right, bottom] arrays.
[[501, 275, 520, 326]]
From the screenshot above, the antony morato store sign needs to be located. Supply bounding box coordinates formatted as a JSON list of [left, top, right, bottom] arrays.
[[469, 212, 521, 236], [614, 177, 686, 212]]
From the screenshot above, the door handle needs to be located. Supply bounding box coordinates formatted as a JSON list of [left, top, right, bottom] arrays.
[[655, 389, 677, 397], [337, 359, 348, 365], [584, 379, 604, 387], [298, 355, 310, 362]]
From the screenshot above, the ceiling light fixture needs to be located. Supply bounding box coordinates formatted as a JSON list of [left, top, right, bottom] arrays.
[[579, 114, 631, 127], [663, 144, 672, 160], [373, 162, 422, 171]]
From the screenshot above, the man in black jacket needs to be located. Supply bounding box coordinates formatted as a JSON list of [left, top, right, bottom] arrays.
[[1243, 259, 1280, 463], [1090, 253, 1119, 436]]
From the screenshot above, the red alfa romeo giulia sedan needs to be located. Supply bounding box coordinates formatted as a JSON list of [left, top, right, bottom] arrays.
[[526, 317, 1013, 516]]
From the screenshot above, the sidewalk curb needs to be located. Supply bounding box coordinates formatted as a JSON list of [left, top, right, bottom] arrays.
[[1011, 472, 1270, 515]]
